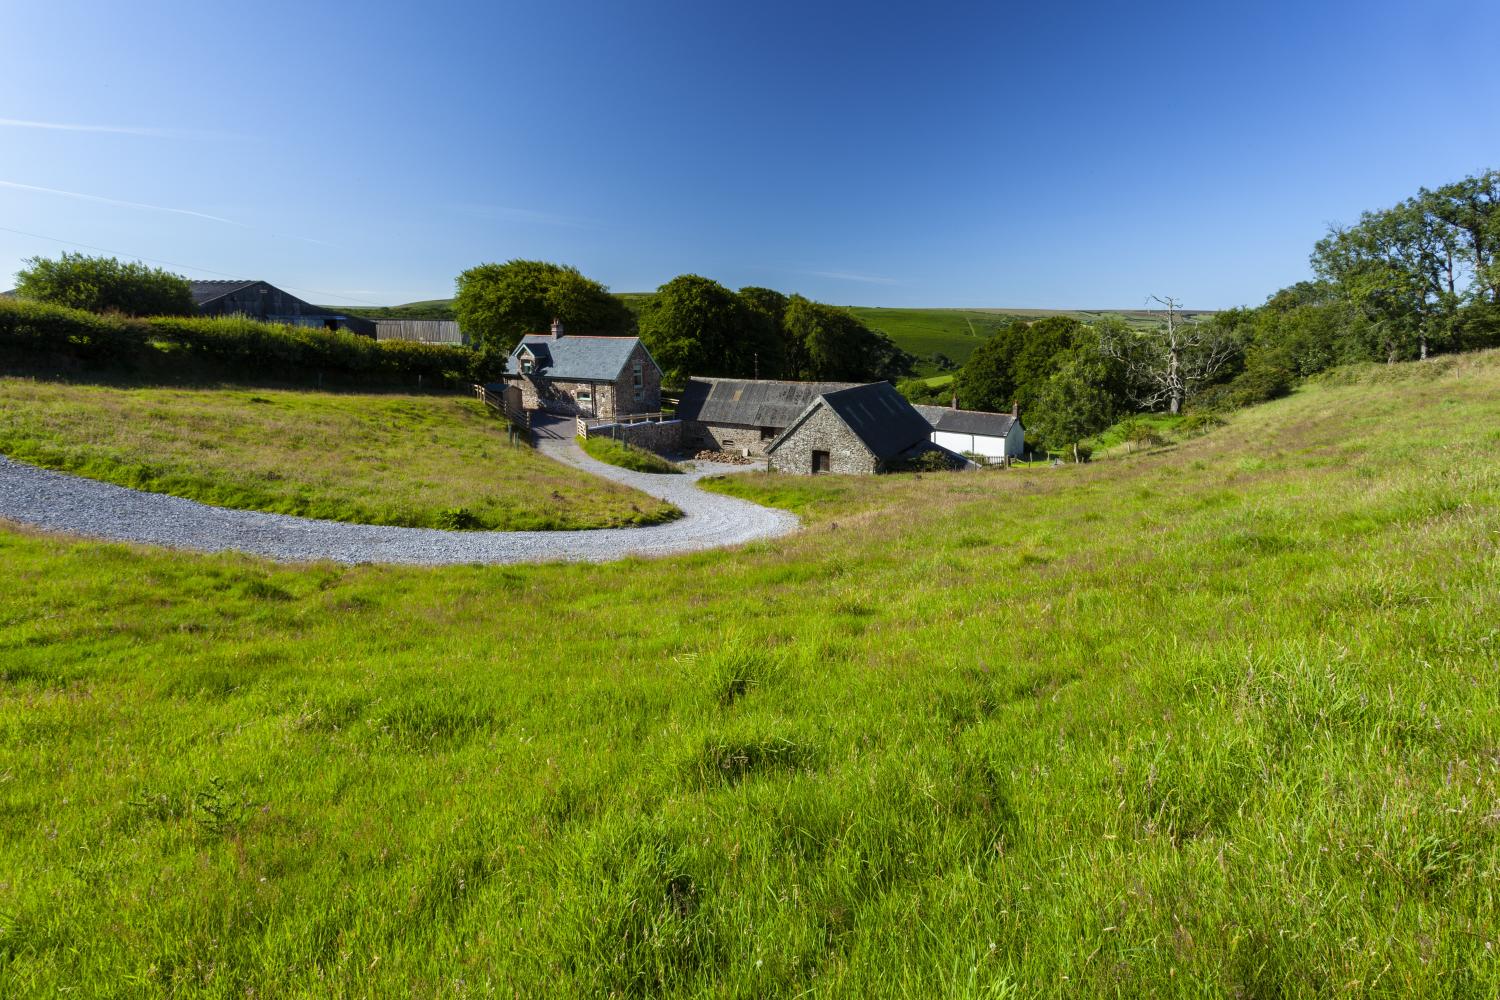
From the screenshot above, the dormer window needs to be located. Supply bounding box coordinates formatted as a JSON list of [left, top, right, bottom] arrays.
[[521, 359, 534, 375]]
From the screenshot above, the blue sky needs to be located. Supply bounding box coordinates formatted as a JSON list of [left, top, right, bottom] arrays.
[[2, 0, 1496, 309]]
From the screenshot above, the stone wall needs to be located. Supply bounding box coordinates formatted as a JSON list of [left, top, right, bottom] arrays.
[[683, 421, 779, 457], [767, 404, 878, 475], [585, 419, 684, 455], [610, 342, 663, 416], [514, 377, 617, 418]]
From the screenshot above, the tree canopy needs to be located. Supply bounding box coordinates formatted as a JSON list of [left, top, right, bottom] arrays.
[[14, 253, 195, 317], [634, 279, 912, 384], [452, 260, 632, 353], [637, 275, 748, 383]]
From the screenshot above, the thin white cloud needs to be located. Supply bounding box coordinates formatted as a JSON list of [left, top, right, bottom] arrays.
[[802, 269, 902, 286], [0, 117, 177, 137], [0, 179, 249, 227]]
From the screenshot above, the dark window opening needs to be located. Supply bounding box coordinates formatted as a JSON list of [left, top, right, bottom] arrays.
[[812, 450, 831, 473]]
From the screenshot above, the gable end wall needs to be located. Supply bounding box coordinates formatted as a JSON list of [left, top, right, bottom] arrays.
[[768, 405, 878, 475]]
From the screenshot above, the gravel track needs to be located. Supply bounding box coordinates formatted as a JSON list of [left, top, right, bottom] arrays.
[[0, 435, 797, 565]]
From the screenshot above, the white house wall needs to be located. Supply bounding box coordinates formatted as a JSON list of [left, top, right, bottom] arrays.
[[932, 430, 1007, 458]]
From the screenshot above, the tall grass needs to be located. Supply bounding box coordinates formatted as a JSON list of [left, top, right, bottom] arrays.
[[0, 379, 679, 529], [3, 352, 1500, 994]]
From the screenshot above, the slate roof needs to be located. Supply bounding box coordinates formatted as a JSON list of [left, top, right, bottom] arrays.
[[914, 405, 1019, 437], [769, 381, 936, 463], [675, 377, 862, 429], [187, 279, 262, 307], [506, 335, 646, 382]]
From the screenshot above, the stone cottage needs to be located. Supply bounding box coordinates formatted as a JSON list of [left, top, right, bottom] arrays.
[[502, 320, 662, 419], [674, 377, 862, 457], [766, 381, 954, 474]]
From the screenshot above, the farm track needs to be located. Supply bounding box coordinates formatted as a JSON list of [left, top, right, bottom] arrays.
[[0, 441, 797, 565]]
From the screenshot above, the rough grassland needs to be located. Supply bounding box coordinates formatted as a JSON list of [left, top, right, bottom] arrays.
[[4, 353, 1500, 995], [579, 434, 684, 474], [0, 379, 677, 529]]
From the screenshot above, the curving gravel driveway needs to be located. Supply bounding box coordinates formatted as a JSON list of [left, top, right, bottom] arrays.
[[0, 429, 797, 565]]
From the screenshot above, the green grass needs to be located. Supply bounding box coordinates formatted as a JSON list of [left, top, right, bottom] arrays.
[[845, 307, 1018, 372], [578, 433, 683, 474], [0, 378, 678, 529], [3, 352, 1499, 995]]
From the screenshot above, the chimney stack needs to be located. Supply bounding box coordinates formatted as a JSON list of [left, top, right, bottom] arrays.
[[1011, 399, 1019, 418], [550, 317, 564, 340], [951, 393, 958, 410]]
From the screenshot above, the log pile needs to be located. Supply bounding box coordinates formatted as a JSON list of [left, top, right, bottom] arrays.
[[693, 449, 753, 465]]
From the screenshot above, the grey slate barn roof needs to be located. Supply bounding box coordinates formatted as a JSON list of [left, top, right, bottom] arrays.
[[675, 377, 862, 428], [770, 381, 937, 463], [506, 335, 648, 381], [187, 279, 263, 307], [914, 405, 1020, 437]]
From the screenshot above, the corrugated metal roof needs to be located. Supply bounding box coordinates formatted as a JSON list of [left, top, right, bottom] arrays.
[[914, 405, 1018, 437], [506, 334, 644, 381], [675, 377, 862, 428], [187, 279, 262, 306]]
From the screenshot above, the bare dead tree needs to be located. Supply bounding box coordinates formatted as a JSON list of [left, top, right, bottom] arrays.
[[1099, 295, 1237, 415]]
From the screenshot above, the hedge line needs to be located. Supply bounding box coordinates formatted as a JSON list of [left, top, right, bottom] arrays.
[[0, 297, 497, 385]]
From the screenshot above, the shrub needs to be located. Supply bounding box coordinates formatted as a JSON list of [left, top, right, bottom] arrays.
[[0, 297, 148, 364], [1123, 421, 1167, 450], [892, 447, 961, 473], [435, 507, 480, 530], [14, 253, 195, 316], [0, 297, 484, 387]]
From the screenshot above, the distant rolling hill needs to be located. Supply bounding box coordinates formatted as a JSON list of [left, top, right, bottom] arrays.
[[329, 297, 1210, 377]]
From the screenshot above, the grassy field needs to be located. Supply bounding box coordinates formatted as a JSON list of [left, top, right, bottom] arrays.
[[3, 352, 1499, 995], [579, 434, 683, 474], [0, 379, 678, 530]]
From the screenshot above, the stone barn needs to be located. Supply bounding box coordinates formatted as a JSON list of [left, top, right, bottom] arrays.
[[767, 381, 952, 474], [674, 377, 861, 457], [502, 320, 662, 419]]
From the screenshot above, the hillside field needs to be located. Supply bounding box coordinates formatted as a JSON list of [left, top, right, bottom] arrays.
[[338, 298, 1202, 376], [0, 379, 677, 530], [3, 352, 1498, 994]]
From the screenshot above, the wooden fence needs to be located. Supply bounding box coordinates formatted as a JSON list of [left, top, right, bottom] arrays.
[[473, 383, 530, 439]]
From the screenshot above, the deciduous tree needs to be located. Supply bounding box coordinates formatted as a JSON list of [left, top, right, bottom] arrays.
[[1100, 298, 1237, 414], [15, 253, 194, 317], [453, 260, 631, 353]]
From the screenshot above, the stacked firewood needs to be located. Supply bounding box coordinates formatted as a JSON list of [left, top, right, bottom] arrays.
[[693, 449, 753, 465]]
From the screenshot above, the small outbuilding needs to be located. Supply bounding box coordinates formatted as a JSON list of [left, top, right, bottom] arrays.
[[915, 402, 1025, 463], [767, 381, 953, 474]]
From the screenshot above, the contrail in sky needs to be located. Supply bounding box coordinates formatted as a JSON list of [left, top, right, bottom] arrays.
[[0, 179, 249, 227]]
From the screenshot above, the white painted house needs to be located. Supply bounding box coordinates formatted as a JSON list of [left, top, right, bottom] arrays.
[[915, 403, 1025, 463]]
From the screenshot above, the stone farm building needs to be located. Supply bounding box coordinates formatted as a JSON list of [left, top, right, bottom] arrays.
[[189, 280, 375, 336], [674, 377, 863, 457], [767, 381, 952, 475], [502, 320, 662, 419], [915, 403, 1025, 463]]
